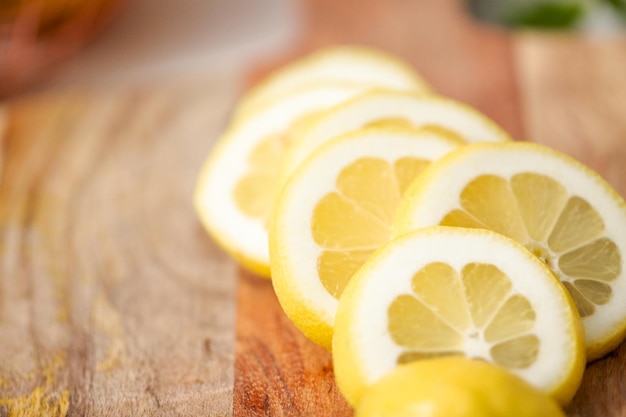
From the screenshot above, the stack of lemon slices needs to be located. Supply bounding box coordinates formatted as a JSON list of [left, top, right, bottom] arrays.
[[195, 46, 626, 416], [195, 47, 430, 276]]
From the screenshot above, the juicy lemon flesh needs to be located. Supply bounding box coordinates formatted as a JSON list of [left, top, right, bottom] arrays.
[[439, 173, 622, 321], [234, 132, 286, 224], [312, 157, 430, 298], [388, 262, 539, 370], [356, 357, 566, 417], [233, 113, 314, 229]]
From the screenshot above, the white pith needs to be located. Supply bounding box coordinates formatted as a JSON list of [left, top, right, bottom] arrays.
[[282, 92, 511, 179]]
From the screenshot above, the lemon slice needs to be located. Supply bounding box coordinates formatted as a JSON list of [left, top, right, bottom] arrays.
[[333, 227, 585, 407], [280, 90, 513, 182], [235, 46, 430, 120], [356, 357, 566, 417], [393, 141, 626, 360], [194, 82, 368, 276], [270, 126, 463, 349]]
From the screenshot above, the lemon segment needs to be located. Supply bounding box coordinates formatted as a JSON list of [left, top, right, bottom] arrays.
[[234, 46, 430, 120], [393, 141, 626, 360], [270, 126, 462, 349], [280, 90, 513, 183], [333, 227, 585, 407], [355, 357, 566, 417], [194, 82, 368, 276]]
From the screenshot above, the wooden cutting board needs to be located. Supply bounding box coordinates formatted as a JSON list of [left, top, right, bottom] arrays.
[[0, 77, 241, 416], [1, 1, 626, 416]]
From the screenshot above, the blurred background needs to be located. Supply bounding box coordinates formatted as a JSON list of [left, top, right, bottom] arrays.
[[0, 0, 299, 97], [1, 0, 624, 99], [470, 0, 625, 30]]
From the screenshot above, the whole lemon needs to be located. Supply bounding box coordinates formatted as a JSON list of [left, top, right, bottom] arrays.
[[355, 357, 566, 417]]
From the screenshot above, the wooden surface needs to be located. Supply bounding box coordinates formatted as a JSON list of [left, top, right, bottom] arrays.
[[0, 78, 240, 416], [516, 33, 626, 198], [233, 273, 351, 416], [1, 0, 626, 416]]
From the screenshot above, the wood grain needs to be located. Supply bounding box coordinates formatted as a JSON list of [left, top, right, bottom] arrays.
[[0, 76, 240, 416], [233, 273, 351, 417]]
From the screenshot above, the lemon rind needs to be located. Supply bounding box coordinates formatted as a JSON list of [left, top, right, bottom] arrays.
[[281, 90, 514, 183], [235, 45, 431, 119]]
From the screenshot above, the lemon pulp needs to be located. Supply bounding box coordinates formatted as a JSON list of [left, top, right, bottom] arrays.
[[312, 157, 430, 298], [388, 262, 539, 369], [233, 132, 288, 226], [439, 172, 621, 319]]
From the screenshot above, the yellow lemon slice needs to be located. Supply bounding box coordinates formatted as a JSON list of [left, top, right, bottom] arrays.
[[280, 90, 513, 182], [333, 227, 585, 407], [270, 126, 463, 349], [194, 82, 368, 276], [235, 45, 430, 120], [393, 141, 626, 360], [356, 357, 566, 417]]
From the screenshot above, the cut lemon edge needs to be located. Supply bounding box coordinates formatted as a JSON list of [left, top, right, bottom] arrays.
[[194, 82, 370, 277], [234, 45, 430, 121], [194, 135, 273, 277], [280, 90, 513, 184], [270, 125, 463, 349], [332, 227, 586, 408], [392, 141, 626, 360]]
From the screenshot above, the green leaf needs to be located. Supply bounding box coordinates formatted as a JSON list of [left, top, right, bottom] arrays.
[[504, 2, 585, 28], [601, 0, 626, 19]]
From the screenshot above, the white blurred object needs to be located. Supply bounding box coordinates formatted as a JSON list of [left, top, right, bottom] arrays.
[[581, 2, 626, 34], [46, 0, 301, 89]]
